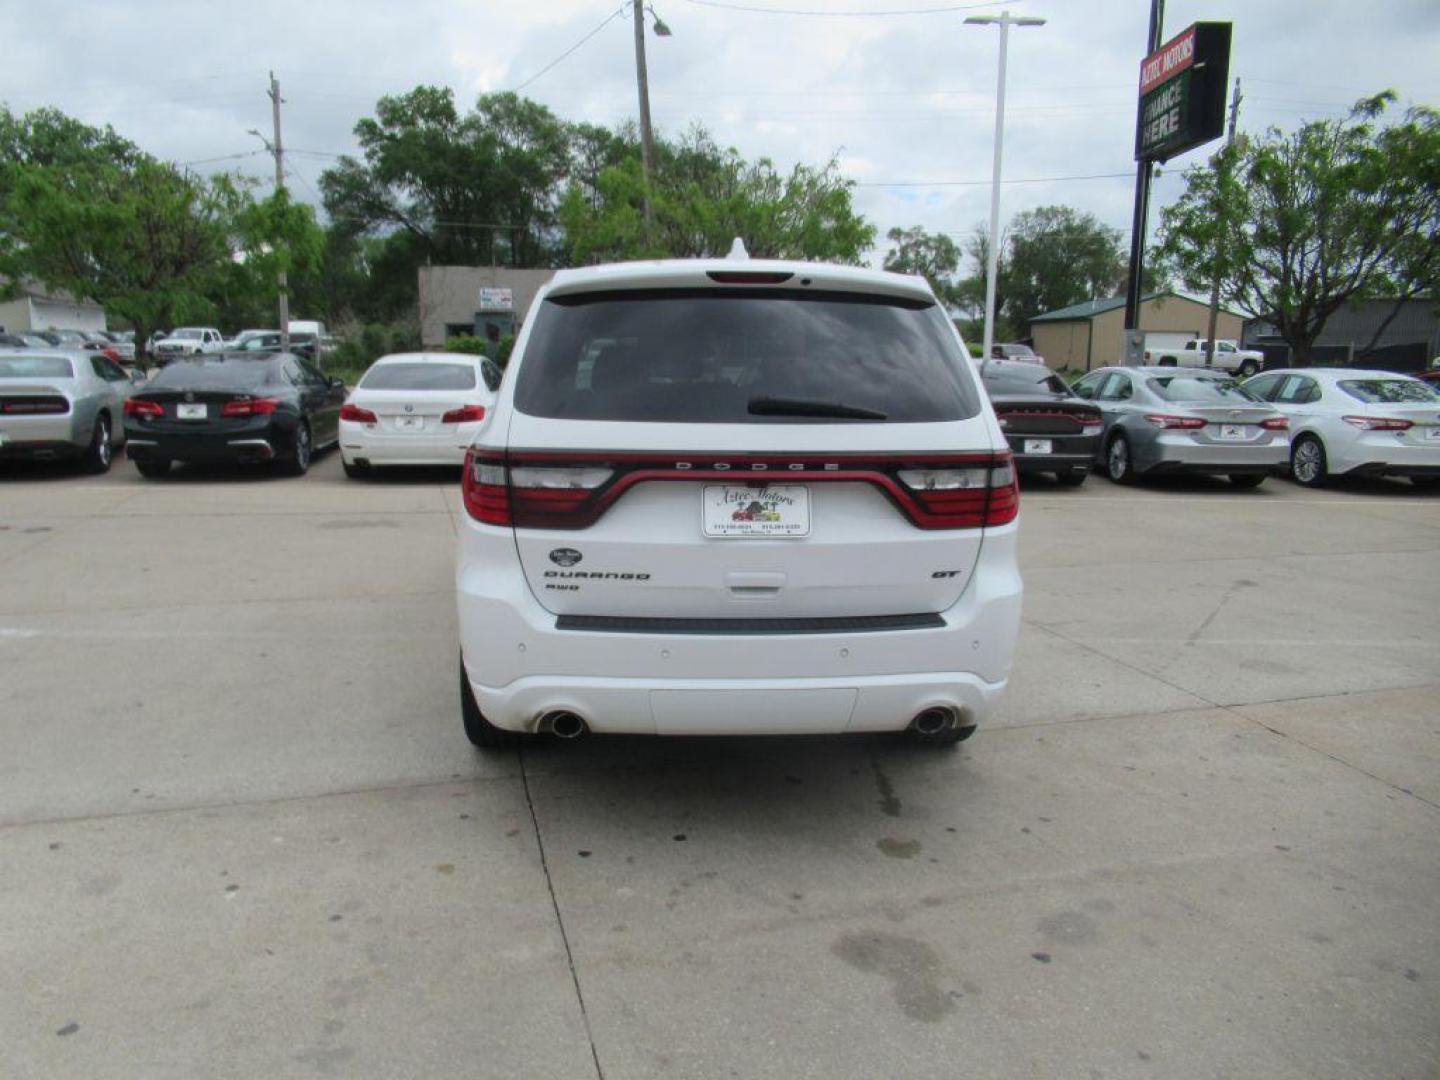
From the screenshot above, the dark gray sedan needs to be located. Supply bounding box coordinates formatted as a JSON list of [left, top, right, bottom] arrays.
[[1071, 366, 1290, 487], [0, 351, 138, 472]]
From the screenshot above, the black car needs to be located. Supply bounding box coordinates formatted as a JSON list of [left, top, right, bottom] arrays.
[[977, 359, 1103, 485], [123, 352, 345, 477]]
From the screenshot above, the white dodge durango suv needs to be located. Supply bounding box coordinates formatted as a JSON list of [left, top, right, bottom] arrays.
[[455, 247, 1022, 747]]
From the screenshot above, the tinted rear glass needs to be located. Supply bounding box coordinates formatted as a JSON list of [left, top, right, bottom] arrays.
[[981, 364, 1069, 395], [0, 356, 74, 378], [514, 289, 978, 423], [149, 361, 274, 389], [1148, 375, 1258, 403], [1339, 379, 1439, 404], [361, 362, 476, 391]]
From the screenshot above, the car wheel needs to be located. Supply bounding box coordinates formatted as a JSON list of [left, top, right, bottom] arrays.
[[1290, 434, 1327, 487], [460, 657, 529, 748], [134, 459, 171, 479], [81, 415, 112, 474], [1105, 433, 1136, 484], [1055, 466, 1089, 487], [342, 459, 370, 480], [279, 421, 311, 477], [1229, 473, 1266, 489], [1237, 360, 1260, 378]]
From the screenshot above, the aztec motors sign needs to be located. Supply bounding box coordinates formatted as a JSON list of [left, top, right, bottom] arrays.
[[1135, 22, 1231, 162]]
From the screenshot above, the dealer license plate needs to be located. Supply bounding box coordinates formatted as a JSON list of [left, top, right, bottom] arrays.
[[176, 403, 207, 420], [702, 485, 810, 538], [395, 415, 425, 430], [1023, 438, 1053, 454], [1215, 424, 1249, 441], [1424, 427, 1440, 441]]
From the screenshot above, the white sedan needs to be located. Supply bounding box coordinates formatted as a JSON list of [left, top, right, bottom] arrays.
[[339, 352, 502, 477], [1243, 368, 1440, 488]]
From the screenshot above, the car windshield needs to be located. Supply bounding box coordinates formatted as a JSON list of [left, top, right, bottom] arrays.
[[1147, 375, 1259, 403], [148, 360, 273, 389], [361, 362, 477, 390], [0, 356, 75, 378], [515, 288, 979, 423], [172, 329, 204, 340], [981, 364, 1069, 395], [1339, 378, 1440, 404]]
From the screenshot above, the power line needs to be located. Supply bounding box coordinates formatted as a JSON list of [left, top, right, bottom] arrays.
[[682, 0, 1020, 15], [176, 149, 266, 167], [512, 5, 630, 93]]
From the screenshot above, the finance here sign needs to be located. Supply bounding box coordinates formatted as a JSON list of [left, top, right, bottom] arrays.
[[1134, 22, 1231, 163]]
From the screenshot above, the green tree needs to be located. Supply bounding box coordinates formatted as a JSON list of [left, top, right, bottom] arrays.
[[1002, 205, 1125, 330], [558, 126, 874, 264], [1157, 92, 1440, 364], [883, 226, 962, 304]]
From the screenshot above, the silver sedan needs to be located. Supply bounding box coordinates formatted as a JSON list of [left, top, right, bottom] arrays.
[[0, 350, 139, 472], [1071, 366, 1290, 487]]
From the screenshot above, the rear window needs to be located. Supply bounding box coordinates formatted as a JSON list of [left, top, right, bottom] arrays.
[[1339, 379, 1439, 404], [1147, 375, 1258, 403], [149, 361, 274, 389], [0, 356, 74, 378], [981, 364, 1069, 395], [514, 289, 979, 423], [361, 362, 476, 391]]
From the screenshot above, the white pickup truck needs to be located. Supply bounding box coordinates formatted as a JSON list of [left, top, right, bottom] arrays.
[[1142, 335, 1264, 377], [152, 327, 225, 363]]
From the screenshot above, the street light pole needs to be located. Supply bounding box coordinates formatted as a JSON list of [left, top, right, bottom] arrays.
[[965, 10, 1046, 364], [632, 2, 670, 235]]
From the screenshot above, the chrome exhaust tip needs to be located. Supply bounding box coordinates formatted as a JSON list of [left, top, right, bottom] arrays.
[[540, 711, 588, 740], [911, 707, 954, 737]]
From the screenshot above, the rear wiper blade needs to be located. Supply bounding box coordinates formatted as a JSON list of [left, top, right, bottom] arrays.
[[747, 396, 888, 420]]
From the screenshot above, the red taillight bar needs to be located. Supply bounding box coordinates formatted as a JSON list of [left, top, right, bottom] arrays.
[[1260, 415, 1289, 431], [221, 396, 279, 417], [339, 403, 378, 424], [462, 450, 1019, 531], [441, 404, 487, 424], [124, 398, 163, 418], [1342, 415, 1412, 431]]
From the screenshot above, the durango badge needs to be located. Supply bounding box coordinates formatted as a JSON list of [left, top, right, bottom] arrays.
[[549, 548, 583, 567]]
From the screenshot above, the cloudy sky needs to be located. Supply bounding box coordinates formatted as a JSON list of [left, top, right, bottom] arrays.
[[6, 0, 1438, 267]]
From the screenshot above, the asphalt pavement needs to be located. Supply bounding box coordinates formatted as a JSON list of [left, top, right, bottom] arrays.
[[2, 453, 1437, 1079]]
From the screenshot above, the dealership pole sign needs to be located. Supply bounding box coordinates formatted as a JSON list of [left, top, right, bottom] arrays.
[[1135, 22, 1231, 162]]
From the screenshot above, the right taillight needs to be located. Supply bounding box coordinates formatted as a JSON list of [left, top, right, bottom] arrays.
[[1343, 415, 1412, 431], [897, 456, 1018, 528], [1260, 415, 1289, 430], [339, 403, 378, 424], [124, 398, 163, 418]]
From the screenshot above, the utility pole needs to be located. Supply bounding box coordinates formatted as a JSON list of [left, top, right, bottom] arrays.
[[1203, 77, 1242, 367], [632, 1, 657, 234], [965, 10, 1046, 365], [1122, 0, 1165, 342], [266, 72, 290, 354]]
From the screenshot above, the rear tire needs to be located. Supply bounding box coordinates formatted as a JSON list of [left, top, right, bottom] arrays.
[[342, 459, 370, 479], [278, 421, 311, 477], [1229, 473, 1266, 489], [1055, 466, 1089, 487], [1105, 433, 1136, 485], [460, 658, 529, 748], [81, 415, 112, 474], [134, 458, 170, 479], [1237, 359, 1261, 378], [1290, 434, 1327, 487]]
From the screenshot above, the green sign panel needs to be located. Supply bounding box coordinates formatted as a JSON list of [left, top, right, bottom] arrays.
[[1133, 22, 1231, 163]]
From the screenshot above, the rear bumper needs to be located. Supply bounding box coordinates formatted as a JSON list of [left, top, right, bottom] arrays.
[[339, 419, 479, 466], [457, 521, 1022, 736], [1331, 435, 1440, 478], [0, 413, 83, 451], [124, 426, 281, 463], [1137, 435, 1289, 476]]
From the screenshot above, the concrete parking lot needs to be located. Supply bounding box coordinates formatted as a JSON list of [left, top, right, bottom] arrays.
[[2, 455, 1437, 1079]]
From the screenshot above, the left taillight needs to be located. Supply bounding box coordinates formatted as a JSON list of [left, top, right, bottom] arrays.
[[221, 396, 279, 417], [339, 403, 378, 423], [462, 452, 513, 526], [1144, 413, 1207, 429], [441, 404, 486, 424], [124, 398, 163, 418]]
